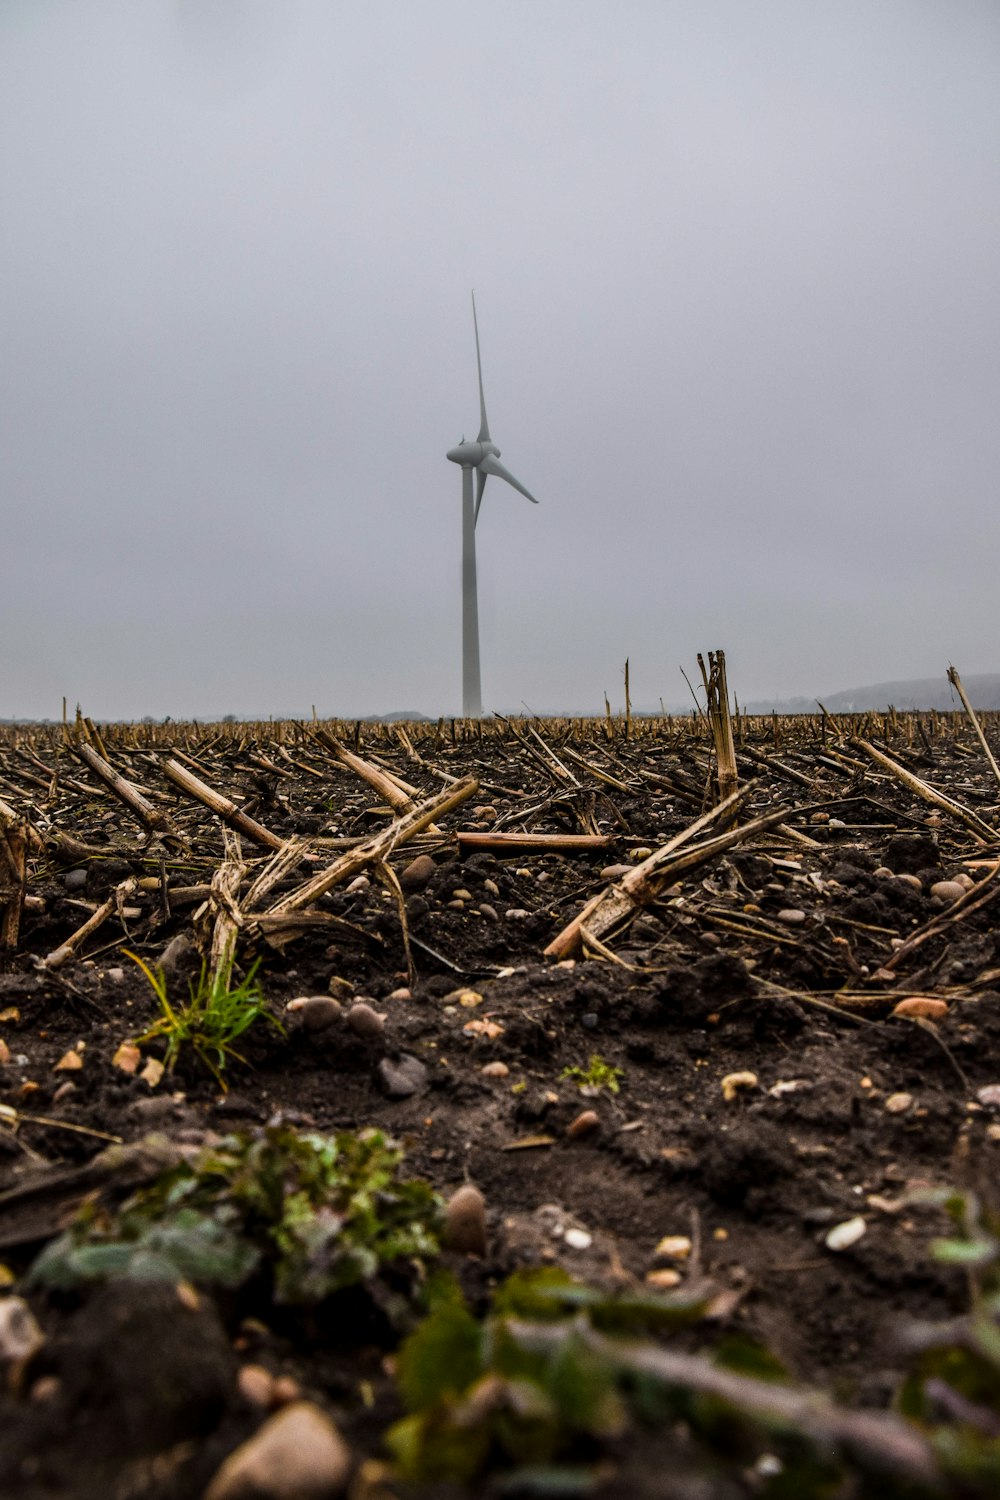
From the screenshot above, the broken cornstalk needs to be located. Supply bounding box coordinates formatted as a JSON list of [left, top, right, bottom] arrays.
[[0, 820, 26, 951], [947, 665, 1000, 792], [73, 743, 185, 850], [162, 758, 284, 851], [544, 784, 768, 959], [853, 739, 995, 843], [698, 650, 738, 803], [264, 776, 478, 917]]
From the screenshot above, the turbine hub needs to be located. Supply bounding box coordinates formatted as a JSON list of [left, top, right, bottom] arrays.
[[446, 439, 499, 467]]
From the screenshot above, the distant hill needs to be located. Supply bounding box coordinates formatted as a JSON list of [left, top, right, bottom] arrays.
[[742, 674, 1000, 715]]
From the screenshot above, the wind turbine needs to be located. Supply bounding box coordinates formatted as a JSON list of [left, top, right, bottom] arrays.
[[446, 293, 539, 718]]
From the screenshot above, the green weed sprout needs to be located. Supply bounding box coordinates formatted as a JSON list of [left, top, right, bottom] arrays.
[[124, 949, 280, 1089], [560, 1054, 624, 1095], [31, 1125, 442, 1309]]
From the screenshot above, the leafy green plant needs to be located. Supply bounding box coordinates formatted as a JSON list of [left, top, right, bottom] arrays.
[[31, 1125, 443, 1310], [895, 1186, 1000, 1487], [387, 1267, 711, 1487], [560, 1054, 625, 1095], [124, 949, 280, 1088]]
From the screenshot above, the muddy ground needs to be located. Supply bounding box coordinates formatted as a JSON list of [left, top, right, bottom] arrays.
[[1, 716, 1000, 1498]]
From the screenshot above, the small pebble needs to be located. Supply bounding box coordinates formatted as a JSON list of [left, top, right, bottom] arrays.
[[203, 1401, 352, 1500], [158, 933, 195, 974], [987, 1124, 1000, 1143], [825, 1216, 867, 1252], [386, 987, 411, 1002], [930, 880, 965, 904], [481, 1061, 510, 1078], [29, 1375, 60, 1403], [346, 874, 370, 894], [654, 1235, 692, 1261], [809, 812, 830, 824], [399, 855, 436, 892], [483, 879, 500, 897], [0, 1297, 44, 1367], [238, 1363, 276, 1409], [140, 1057, 164, 1088], [645, 1268, 682, 1290], [954, 872, 975, 891], [63, 868, 88, 892], [105, 966, 125, 983], [345, 1003, 385, 1040], [292, 997, 342, 1033], [478, 903, 498, 921], [976, 1085, 1000, 1109], [777, 908, 807, 925], [452, 888, 473, 902], [566, 1110, 600, 1139], [721, 1070, 758, 1101], [892, 997, 948, 1020], [377, 1053, 428, 1099], [445, 988, 483, 1009], [580, 1012, 599, 1029], [443, 1184, 487, 1255], [600, 864, 632, 880], [564, 1227, 592, 1250], [884, 1092, 913, 1114], [505, 908, 529, 920], [327, 976, 354, 1002], [271, 1375, 302, 1406], [631, 847, 653, 862]]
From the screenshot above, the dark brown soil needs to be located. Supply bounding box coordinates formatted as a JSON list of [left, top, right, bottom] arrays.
[[2, 716, 1000, 1497]]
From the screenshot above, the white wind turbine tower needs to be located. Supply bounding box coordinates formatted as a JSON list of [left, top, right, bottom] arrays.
[[446, 293, 539, 717]]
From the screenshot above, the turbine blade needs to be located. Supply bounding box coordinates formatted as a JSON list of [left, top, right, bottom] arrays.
[[480, 453, 539, 504], [474, 467, 487, 524], [472, 291, 490, 443]]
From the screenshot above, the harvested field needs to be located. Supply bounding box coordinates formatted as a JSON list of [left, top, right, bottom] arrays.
[[3, 701, 1000, 1498]]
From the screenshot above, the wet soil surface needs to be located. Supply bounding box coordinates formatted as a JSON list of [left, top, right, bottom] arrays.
[[2, 719, 1000, 1497]]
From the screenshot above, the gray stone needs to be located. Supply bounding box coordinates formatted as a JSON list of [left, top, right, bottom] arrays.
[[345, 1002, 385, 1040], [378, 1053, 429, 1098], [157, 933, 195, 974], [400, 854, 436, 892], [299, 997, 343, 1033]]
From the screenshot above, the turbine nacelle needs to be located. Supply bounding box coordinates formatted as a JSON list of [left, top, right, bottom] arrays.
[[446, 439, 499, 467]]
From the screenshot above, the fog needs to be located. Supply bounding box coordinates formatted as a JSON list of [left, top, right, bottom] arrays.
[[2, 1, 998, 718]]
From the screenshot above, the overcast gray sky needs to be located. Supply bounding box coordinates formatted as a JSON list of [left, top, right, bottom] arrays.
[[2, 1, 998, 720]]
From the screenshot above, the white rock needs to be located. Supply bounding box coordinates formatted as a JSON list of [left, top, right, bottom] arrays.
[[564, 1227, 592, 1251], [0, 1296, 44, 1367], [203, 1401, 351, 1500], [825, 1216, 867, 1252]]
